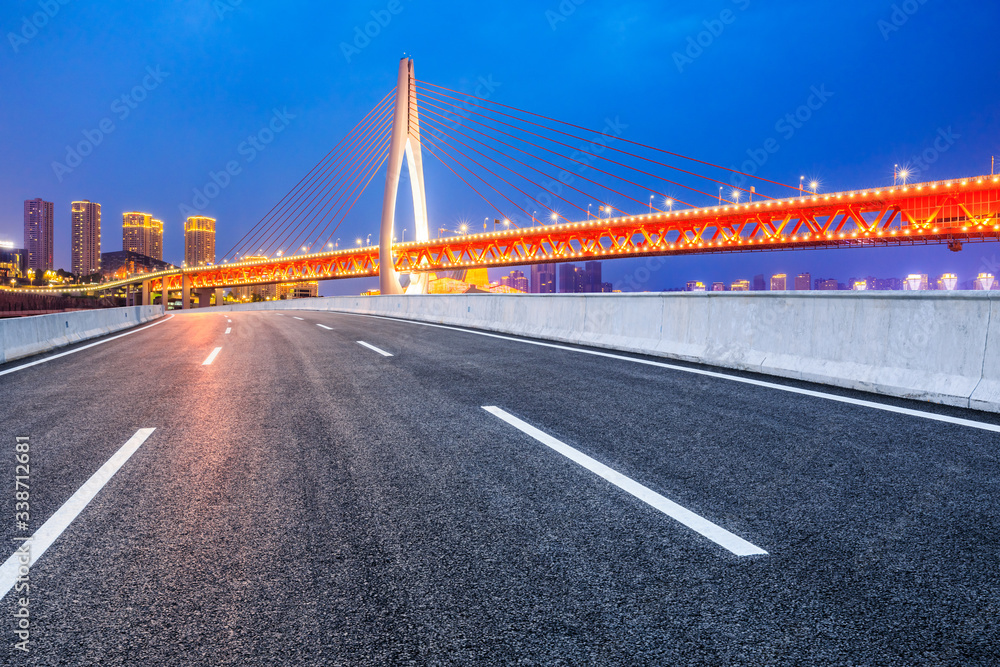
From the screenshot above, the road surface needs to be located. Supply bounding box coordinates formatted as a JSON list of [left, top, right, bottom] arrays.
[[0, 309, 997, 665]]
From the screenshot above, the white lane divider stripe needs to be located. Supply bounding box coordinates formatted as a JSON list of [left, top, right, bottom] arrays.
[[350, 314, 1000, 435], [483, 406, 768, 557], [316, 324, 333, 331], [293, 317, 304, 321], [357, 341, 393, 357], [203, 347, 222, 365], [0, 315, 174, 379], [0, 428, 156, 601], [225, 328, 232, 335]]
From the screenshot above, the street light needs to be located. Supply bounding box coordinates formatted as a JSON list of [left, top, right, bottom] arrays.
[[649, 194, 654, 213], [665, 198, 674, 211], [356, 238, 362, 246], [800, 175, 805, 194], [550, 212, 559, 224], [894, 163, 899, 186], [718, 187, 723, 204], [366, 234, 372, 245], [897, 168, 910, 185], [731, 189, 742, 203], [460, 224, 468, 234], [810, 180, 819, 194], [402, 229, 407, 242], [587, 203, 592, 219]]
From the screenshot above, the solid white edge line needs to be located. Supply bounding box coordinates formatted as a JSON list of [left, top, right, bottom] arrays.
[[316, 324, 333, 331], [483, 407, 767, 557], [292, 317, 304, 320], [225, 328, 232, 334], [203, 347, 223, 365], [0, 314, 175, 379], [357, 341, 393, 357], [0, 428, 156, 601], [340, 313, 1000, 434]]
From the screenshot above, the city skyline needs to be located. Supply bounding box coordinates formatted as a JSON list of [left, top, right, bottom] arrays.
[[2, 2, 999, 296]]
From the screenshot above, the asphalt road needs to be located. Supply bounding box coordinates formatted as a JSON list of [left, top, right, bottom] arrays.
[[0, 308, 997, 665]]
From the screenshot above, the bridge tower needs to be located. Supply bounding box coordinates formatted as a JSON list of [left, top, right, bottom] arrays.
[[379, 58, 430, 295]]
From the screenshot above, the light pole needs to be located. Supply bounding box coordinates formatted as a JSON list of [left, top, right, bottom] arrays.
[[810, 180, 819, 194], [550, 212, 559, 225], [366, 234, 371, 245], [587, 203, 592, 219], [718, 187, 723, 204], [649, 194, 654, 213], [800, 175, 805, 195], [532, 211, 538, 226], [666, 198, 674, 212], [402, 229, 407, 242], [894, 164, 898, 186]]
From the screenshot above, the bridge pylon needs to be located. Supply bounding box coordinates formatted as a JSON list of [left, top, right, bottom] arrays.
[[379, 57, 430, 295]]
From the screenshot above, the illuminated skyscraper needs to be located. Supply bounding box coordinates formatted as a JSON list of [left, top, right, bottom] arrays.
[[71, 200, 102, 277], [123, 213, 163, 261], [185, 216, 216, 266], [23, 198, 54, 272], [904, 274, 929, 291], [151, 219, 164, 260], [770, 274, 787, 291], [794, 273, 811, 290]]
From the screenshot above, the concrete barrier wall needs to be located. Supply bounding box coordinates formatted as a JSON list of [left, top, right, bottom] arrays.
[[0, 306, 164, 364], [195, 292, 999, 413]]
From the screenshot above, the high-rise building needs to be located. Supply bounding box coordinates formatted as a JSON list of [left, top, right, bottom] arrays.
[[123, 212, 163, 261], [904, 274, 929, 291], [711, 282, 726, 291], [151, 219, 164, 260], [23, 198, 54, 272], [504, 269, 528, 292], [730, 279, 750, 291], [815, 278, 839, 291], [184, 216, 216, 267], [71, 200, 102, 277], [794, 273, 811, 290], [685, 281, 706, 292], [975, 273, 996, 291], [752, 274, 766, 291], [770, 274, 787, 291], [937, 274, 958, 291], [530, 263, 556, 293], [559, 264, 578, 293]]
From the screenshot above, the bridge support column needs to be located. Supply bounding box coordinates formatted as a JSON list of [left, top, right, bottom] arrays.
[[196, 288, 213, 308], [142, 281, 151, 306], [215, 288, 224, 307], [181, 274, 191, 310], [379, 57, 430, 296]]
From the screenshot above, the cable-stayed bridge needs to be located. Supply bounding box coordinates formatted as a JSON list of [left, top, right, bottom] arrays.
[[8, 58, 1000, 303]]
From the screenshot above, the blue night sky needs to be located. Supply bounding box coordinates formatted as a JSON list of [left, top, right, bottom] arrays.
[[2, 0, 999, 293]]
